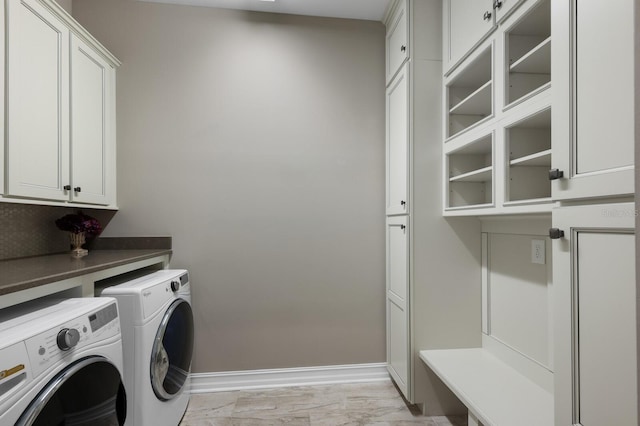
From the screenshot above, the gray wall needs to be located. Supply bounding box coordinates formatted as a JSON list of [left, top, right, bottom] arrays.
[[72, 0, 386, 373], [55, 0, 72, 14]]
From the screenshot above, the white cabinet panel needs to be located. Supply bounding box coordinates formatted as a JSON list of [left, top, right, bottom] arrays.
[[386, 215, 409, 396], [486, 233, 551, 368], [577, 232, 636, 426], [494, 0, 525, 24], [71, 35, 116, 205], [444, 0, 495, 74], [551, 0, 634, 200], [388, 300, 408, 387], [386, 0, 408, 85], [386, 64, 409, 215], [575, 1, 633, 175], [553, 203, 637, 426], [6, 0, 70, 201], [388, 217, 407, 301]]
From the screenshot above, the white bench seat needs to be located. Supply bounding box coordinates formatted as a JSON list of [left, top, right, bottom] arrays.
[[419, 348, 553, 426]]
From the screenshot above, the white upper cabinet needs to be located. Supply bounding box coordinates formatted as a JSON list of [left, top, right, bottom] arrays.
[[493, 0, 525, 23], [386, 63, 409, 215], [443, 0, 553, 216], [551, 0, 634, 201], [385, 0, 409, 85], [5, 0, 120, 207], [71, 34, 116, 206], [6, 0, 70, 202], [443, 0, 496, 75]]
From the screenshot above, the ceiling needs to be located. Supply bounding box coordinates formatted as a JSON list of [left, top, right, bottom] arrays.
[[136, 0, 392, 21]]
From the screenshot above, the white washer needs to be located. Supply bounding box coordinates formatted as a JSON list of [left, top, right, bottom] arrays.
[[0, 297, 126, 426], [102, 269, 194, 426]]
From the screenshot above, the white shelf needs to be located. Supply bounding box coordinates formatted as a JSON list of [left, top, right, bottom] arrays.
[[450, 166, 492, 183], [510, 37, 551, 74], [510, 149, 551, 167], [449, 81, 492, 115], [420, 348, 554, 426]]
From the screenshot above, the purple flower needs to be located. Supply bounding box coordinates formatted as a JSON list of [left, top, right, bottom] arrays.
[[55, 212, 102, 235]]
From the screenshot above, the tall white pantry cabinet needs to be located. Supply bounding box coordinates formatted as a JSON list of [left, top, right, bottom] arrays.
[[386, 0, 637, 424], [384, 0, 481, 408]]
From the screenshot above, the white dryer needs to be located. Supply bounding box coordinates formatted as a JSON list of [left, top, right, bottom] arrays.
[[0, 297, 126, 426], [102, 269, 194, 426]]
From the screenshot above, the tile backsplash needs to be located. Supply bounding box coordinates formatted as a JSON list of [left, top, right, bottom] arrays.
[[0, 203, 116, 260]]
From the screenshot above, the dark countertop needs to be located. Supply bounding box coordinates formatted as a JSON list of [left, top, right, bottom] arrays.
[[0, 249, 172, 296]]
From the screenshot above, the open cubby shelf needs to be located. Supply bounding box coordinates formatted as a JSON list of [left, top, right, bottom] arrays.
[[510, 37, 551, 74], [507, 108, 551, 202], [450, 165, 493, 183], [447, 134, 493, 209], [510, 148, 551, 167], [447, 47, 492, 138], [506, 0, 551, 106], [449, 81, 492, 115]]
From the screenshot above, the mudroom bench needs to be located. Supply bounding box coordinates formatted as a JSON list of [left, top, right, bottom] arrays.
[[419, 348, 553, 426]]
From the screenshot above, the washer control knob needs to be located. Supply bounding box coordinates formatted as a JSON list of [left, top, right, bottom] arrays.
[[170, 280, 180, 292], [57, 328, 80, 351]]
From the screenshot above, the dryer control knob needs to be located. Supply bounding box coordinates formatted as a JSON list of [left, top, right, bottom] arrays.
[[170, 280, 180, 292], [57, 328, 80, 351]]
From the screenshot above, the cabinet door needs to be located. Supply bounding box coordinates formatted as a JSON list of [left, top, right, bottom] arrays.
[[6, 0, 70, 201], [386, 216, 409, 398], [551, 0, 634, 200], [443, 0, 495, 74], [553, 203, 637, 426], [70, 35, 116, 205], [386, 0, 408, 85], [494, 0, 525, 24], [386, 64, 409, 215]]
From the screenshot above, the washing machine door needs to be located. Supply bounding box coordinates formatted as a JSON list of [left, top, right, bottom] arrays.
[[150, 298, 194, 401], [16, 356, 127, 426]]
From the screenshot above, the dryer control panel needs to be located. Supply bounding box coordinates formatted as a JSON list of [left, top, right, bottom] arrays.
[[24, 302, 120, 377]]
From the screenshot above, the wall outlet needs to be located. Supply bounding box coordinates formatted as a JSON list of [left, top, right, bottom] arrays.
[[531, 239, 545, 265]]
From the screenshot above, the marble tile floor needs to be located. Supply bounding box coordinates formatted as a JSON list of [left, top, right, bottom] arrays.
[[180, 381, 467, 426]]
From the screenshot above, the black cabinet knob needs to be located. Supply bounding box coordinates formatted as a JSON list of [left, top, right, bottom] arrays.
[[64, 185, 71, 191], [400, 200, 406, 206], [483, 11, 492, 21], [548, 169, 564, 180], [549, 228, 565, 239], [74, 187, 82, 193], [493, 0, 503, 9], [400, 45, 406, 52], [400, 225, 406, 231]]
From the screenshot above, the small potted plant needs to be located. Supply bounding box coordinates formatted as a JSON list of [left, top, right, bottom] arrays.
[[55, 211, 102, 258]]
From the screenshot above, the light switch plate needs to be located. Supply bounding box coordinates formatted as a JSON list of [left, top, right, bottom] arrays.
[[531, 239, 545, 265]]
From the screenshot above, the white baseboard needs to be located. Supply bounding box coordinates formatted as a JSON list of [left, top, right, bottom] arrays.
[[189, 363, 390, 394]]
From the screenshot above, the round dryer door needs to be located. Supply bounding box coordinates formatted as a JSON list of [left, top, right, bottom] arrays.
[[17, 356, 127, 426], [150, 298, 194, 401]]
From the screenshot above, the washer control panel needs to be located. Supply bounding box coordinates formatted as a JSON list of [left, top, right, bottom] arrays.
[[24, 302, 120, 377]]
